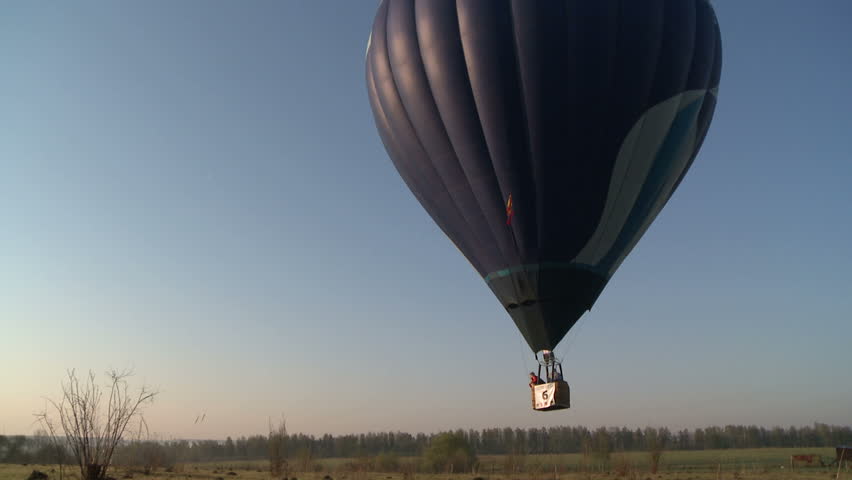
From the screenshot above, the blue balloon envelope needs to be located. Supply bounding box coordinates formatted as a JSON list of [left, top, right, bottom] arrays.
[[366, 0, 722, 353]]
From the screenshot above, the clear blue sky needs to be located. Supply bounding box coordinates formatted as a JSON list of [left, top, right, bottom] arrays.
[[1, 1, 851, 439]]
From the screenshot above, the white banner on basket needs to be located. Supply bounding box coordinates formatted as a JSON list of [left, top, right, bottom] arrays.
[[533, 383, 556, 409]]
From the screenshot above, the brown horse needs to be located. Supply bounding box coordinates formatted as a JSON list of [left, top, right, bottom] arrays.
[[790, 454, 820, 468]]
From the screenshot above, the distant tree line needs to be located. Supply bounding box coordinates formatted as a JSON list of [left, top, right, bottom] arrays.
[[2, 423, 850, 465]]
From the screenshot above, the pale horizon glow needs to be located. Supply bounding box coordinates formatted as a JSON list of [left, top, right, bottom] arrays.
[[2, 1, 852, 440]]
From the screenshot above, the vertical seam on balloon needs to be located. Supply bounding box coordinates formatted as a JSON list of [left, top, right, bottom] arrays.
[[402, 0, 493, 272], [498, 0, 532, 265], [600, 21, 706, 274], [454, 0, 520, 274], [450, 0, 525, 300], [598, 93, 699, 273], [605, 94, 704, 274], [408, 0, 507, 273], [368, 59, 485, 273], [660, 0, 707, 207], [584, 3, 668, 265], [587, 0, 622, 269], [507, 1, 537, 252], [585, 117, 648, 265], [375, 0, 488, 273], [455, 0, 520, 265], [415, 0, 521, 279], [507, 0, 542, 303], [671, 0, 720, 194], [455, 0, 523, 308], [605, 0, 713, 268], [574, 0, 621, 267]]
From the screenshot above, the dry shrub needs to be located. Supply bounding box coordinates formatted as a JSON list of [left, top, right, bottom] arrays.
[[649, 450, 663, 475], [27, 471, 49, 480], [341, 455, 372, 480], [34, 370, 157, 480], [375, 453, 400, 472], [399, 461, 416, 480], [502, 453, 526, 474], [612, 455, 638, 480], [269, 417, 288, 478]]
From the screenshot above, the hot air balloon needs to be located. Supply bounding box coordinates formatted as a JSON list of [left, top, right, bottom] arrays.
[[366, 0, 722, 410]]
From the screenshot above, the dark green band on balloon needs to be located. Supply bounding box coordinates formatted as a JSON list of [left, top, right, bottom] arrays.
[[483, 262, 605, 283], [485, 264, 608, 352]]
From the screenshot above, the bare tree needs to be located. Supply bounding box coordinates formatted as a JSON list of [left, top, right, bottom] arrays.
[[268, 416, 288, 478], [646, 429, 667, 474], [35, 369, 157, 480]]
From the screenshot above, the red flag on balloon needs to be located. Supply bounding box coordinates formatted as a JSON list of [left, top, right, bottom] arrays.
[[506, 194, 514, 226]]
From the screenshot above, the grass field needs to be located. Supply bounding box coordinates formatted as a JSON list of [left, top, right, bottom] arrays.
[[2, 448, 848, 480]]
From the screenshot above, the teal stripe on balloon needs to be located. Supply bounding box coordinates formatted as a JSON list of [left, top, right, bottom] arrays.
[[483, 262, 605, 283], [599, 96, 705, 272]]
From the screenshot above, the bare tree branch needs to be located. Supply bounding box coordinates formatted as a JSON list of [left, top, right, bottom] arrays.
[[35, 369, 158, 480]]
